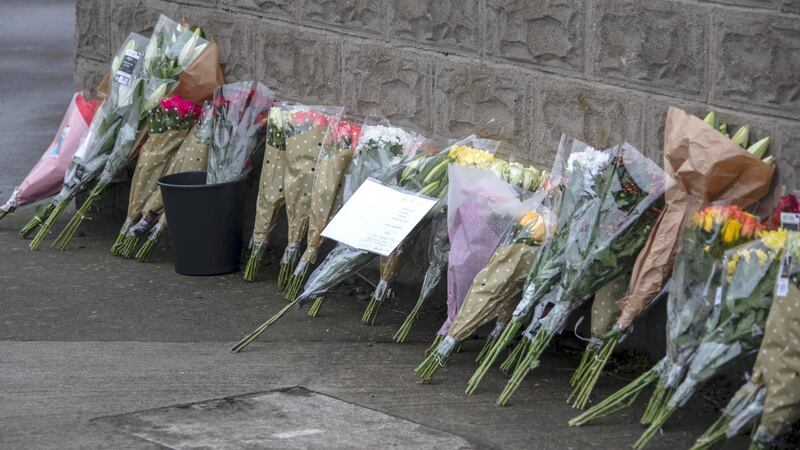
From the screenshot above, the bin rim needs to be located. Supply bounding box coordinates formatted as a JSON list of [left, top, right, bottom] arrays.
[[157, 171, 245, 191]]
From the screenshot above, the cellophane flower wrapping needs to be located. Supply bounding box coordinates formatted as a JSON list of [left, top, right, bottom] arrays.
[[668, 230, 788, 410], [444, 194, 553, 344], [0, 92, 99, 214], [54, 33, 149, 205], [295, 122, 421, 304], [368, 136, 500, 313], [534, 142, 669, 338], [438, 162, 545, 337], [278, 105, 344, 272], [98, 15, 210, 188], [660, 204, 764, 391], [203, 81, 274, 184], [509, 135, 604, 326]]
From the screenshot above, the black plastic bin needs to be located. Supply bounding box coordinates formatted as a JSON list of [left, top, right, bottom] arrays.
[[158, 171, 246, 275]]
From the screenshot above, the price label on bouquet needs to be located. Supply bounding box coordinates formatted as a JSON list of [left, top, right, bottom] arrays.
[[113, 49, 141, 86], [322, 178, 438, 256]]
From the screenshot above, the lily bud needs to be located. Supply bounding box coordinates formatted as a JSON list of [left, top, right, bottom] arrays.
[[143, 82, 168, 111], [143, 36, 158, 72]]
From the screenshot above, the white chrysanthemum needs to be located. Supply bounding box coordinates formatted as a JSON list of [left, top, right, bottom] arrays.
[[357, 125, 414, 157], [567, 148, 609, 192]]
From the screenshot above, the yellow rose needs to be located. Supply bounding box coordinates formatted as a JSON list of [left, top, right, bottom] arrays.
[[721, 219, 742, 244], [703, 212, 714, 233]]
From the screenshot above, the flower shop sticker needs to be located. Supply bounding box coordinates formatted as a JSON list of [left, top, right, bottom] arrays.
[[780, 212, 800, 231], [322, 178, 437, 256], [113, 49, 141, 86]]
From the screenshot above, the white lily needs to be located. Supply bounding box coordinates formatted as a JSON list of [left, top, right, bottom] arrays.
[[178, 28, 203, 69], [142, 34, 159, 73]]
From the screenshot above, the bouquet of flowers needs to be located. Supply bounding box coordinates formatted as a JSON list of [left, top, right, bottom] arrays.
[[242, 104, 292, 281], [690, 229, 797, 450], [569, 203, 764, 427], [110, 95, 203, 256], [275, 106, 344, 290], [568, 107, 777, 409], [230, 121, 420, 352], [393, 210, 449, 342], [360, 138, 503, 326], [0, 93, 100, 221], [22, 33, 149, 247], [132, 121, 211, 262], [282, 117, 362, 298], [497, 142, 669, 407], [415, 194, 552, 382], [634, 229, 788, 448], [52, 16, 215, 250], [203, 81, 274, 184], [467, 135, 606, 394]]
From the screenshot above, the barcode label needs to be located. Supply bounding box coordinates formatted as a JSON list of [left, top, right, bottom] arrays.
[[776, 278, 789, 297], [714, 286, 722, 306]]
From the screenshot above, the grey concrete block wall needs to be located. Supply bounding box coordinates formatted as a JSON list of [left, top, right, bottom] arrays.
[[74, 0, 800, 176]]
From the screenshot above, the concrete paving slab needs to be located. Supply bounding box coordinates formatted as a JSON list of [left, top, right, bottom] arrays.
[[100, 387, 474, 449]]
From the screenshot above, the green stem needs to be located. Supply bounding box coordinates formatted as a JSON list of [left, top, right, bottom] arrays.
[[466, 318, 523, 395], [230, 298, 300, 353], [569, 334, 620, 409], [500, 339, 528, 374], [53, 186, 104, 250], [690, 416, 730, 450], [634, 405, 677, 449], [242, 245, 264, 282], [283, 264, 309, 301], [307, 296, 325, 317], [120, 234, 140, 258], [20, 203, 54, 238], [475, 335, 497, 364], [426, 335, 443, 356], [135, 226, 163, 262], [571, 346, 597, 388], [111, 232, 127, 255], [393, 293, 427, 343], [415, 339, 453, 384], [569, 367, 658, 427], [0, 209, 8, 221], [30, 198, 69, 251], [496, 328, 552, 406], [361, 296, 381, 325], [641, 384, 671, 425]]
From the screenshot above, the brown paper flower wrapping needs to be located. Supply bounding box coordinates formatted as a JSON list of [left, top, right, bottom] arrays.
[[283, 127, 326, 246], [615, 106, 775, 330], [141, 125, 209, 217], [448, 243, 538, 342], [590, 273, 629, 337], [749, 282, 800, 441], [171, 42, 225, 105], [300, 146, 353, 263], [252, 143, 287, 245], [126, 129, 189, 222]]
